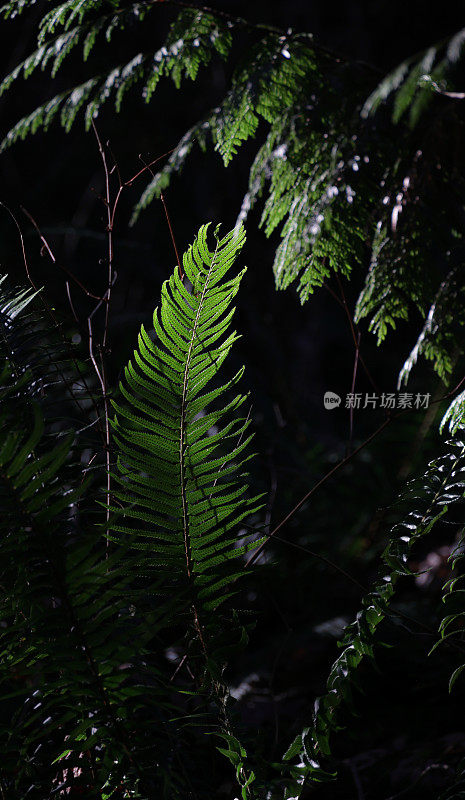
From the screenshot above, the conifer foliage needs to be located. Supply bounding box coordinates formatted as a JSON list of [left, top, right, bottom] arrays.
[[1, 1, 465, 385]]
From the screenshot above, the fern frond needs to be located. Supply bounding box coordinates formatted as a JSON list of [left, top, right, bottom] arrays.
[[281, 433, 465, 798], [213, 35, 315, 167], [0, 0, 38, 18], [442, 390, 465, 436], [355, 129, 465, 383], [38, 0, 107, 39], [362, 28, 465, 126], [110, 222, 263, 794], [112, 223, 263, 657], [398, 267, 464, 386], [0, 91, 69, 150], [135, 35, 376, 300], [0, 274, 70, 406], [355, 219, 429, 344], [3, 1, 465, 389], [143, 9, 232, 102], [0, 22, 96, 96], [429, 525, 465, 693], [0, 5, 232, 150]]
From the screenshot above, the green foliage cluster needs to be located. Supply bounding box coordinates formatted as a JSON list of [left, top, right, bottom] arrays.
[[282, 433, 465, 796], [0, 226, 266, 798], [361, 27, 465, 126], [1, 1, 465, 385], [2, 3, 465, 799], [3, 223, 465, 799]]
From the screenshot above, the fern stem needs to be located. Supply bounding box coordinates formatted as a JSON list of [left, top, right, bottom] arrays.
[[179, 239, 220, 582]]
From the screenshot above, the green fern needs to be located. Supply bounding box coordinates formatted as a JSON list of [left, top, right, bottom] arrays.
[[3, 5, 465, 794], [398, 267, 464, 387], [212, 34, 316, 166], [132, 32, 378, 300], [442, 390, 465, 436], [281, 430, 465, 798], [362, 27, 465, 126], [430, 525, 465, 691], [0, 5, 232, 150], [0, 222, 265, 796], [111, 223, 264, 675], [107, 222, 263, 796], [354, 121, 465, 386]]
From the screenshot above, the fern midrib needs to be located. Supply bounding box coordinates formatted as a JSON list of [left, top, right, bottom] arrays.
[[179, 241, 220, 582]]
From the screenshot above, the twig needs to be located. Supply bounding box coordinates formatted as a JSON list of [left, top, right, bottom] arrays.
[[91, 123, 113, 351], [21, 206, 105, 300], [65, 280, 79, 323], [265, 455, 278, 534], [125, 148, 176, 187], [272, 533, 366, 592], [137, 152, 183, 278], [348, 330, 361, 456], [336, 274, 380, 393], [86, 125, 178, 553], [245, 415, 393, 569], [170, 653, 188, 682], [0, 201, 103, 431], [323, 279, 379, 393], [160, 191, 183, 278], [91, 121, 119, 551]]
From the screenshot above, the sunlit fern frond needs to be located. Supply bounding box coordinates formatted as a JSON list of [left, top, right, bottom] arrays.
[[3, 1, 465, 390], [362, 28, 465, 127], [355, 125, 465, 384], [111, 222, 264, 674], [0, 4, 232, 151], [110, 222, 263, 796]]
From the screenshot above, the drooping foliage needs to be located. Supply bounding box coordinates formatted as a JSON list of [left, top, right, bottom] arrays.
[[280, 431, 465, 797], [0, 274, 184, 798], [361, 27, 465, 126], [1, 1, 465, 387]]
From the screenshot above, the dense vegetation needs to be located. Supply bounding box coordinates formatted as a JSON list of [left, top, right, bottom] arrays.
[[1, 1, 465, 797]]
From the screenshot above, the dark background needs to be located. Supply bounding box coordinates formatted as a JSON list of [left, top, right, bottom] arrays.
[[1, 3, 465, 797]]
